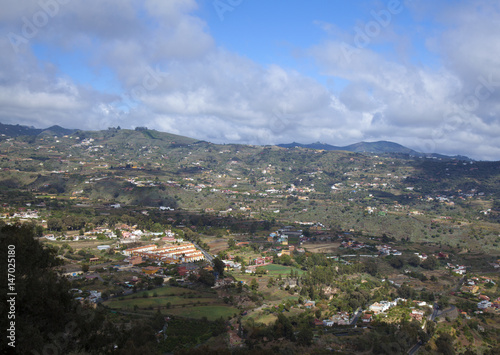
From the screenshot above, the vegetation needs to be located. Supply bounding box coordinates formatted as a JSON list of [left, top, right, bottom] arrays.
[[1, 126, 500, 354]]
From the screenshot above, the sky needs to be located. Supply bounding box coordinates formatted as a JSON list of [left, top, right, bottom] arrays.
[[1, 0, 500, 160]]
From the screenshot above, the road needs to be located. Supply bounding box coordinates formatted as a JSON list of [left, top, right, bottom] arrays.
[[350, 308, 363, 325], [406, 304, 438, 355], [407, 303, 457, 354], [193, 242, 214, 264], [430, 302, 439, 321], [435, 305, 457, 319], [408, 341, 423, 355]]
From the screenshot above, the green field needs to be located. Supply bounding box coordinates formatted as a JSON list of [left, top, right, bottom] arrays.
[[259, 264, 305, 276], [103, 285, 238, 320], [166, 305, 239, 320], [246, 312, 277, 325]]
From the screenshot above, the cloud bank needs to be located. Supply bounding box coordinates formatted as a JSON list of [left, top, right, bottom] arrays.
[[1, 0, 499, 160]]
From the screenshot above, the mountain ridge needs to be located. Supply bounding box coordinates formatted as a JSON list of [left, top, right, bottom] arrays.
[[0, 122, 76, 137], [0, 122, 472, 161], [277, 141, 473, 161]]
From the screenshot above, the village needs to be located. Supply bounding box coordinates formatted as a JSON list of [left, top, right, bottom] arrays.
[[1, 128, 500, 353]]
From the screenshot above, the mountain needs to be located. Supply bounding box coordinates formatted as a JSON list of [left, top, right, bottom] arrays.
[[0, 122, 76, 137], [343, 141, 417, 154], [0, 122, 43, 137], [39, 125, 76, 136], [0, 122, 472, 160], [277, 140, 418, 154], [277, 142, 342, 150], [277, 140, 472, 161]]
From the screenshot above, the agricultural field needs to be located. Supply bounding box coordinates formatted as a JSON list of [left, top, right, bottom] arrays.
[[258, 263, 305, 276], [104, 285, 239, 321], [301, 242, 342, 253]]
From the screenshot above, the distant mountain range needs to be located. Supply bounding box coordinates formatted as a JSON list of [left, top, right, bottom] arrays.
[[0, 122, 76, 137], [0, 122, 472, 160], [277, 141, 473, 161]]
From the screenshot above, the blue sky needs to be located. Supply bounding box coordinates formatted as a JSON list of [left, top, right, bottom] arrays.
[[1, 0, 500, 160]]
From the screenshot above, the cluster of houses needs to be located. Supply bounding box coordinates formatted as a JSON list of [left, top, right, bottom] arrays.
[[338, 240, 402, 257], [123, 242, 204, 264], [221, 260, 242, 271], [368, 299, 407, 314], [378, 245, 402, 256], [312, 297, 433, 328], [490, 259, 500, 269], [447, 263, 467, 275], [42, 224, 180, 242], [269, 227, 304, 243], [364, 298, 430, 323], [477, 298, 498, 310], [457, 277, 500, 311], [70, 288, 101, 304], [410, 309, 425, 321], [322, 312, 351, 326], [2, 209, 41, 219], [251, 256, 274, 267], [340, 239, 367, 250], [476, 295, 500, 311]]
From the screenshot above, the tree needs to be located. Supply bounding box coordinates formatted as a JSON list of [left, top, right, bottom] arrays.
[[438, 296, 450, 310], [297, 325, 313, 346], [389, 256, 404, 269], [280, 254, 293, 266], [227, 238, 236, 249], [213, 257, 225, 277], [421, 256, 438, 270], [408, 255, 421, 267], [364, 259, 378, 276], [250, 278, 259, 291], [315, 309, 322, 319], [153, 276, 164, 286], [435, 333, 455, 355], [198, 269, 215, 286], [47, 218, 63, 231], [82, 263, 90, 273], [0, 224, 128, 354], [267, 277, 275, 288], [273, 313, 295, 341]]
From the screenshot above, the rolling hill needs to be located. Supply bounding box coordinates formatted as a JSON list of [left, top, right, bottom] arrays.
[[0, 122, 472, 160], [278, 141, 472, 160]]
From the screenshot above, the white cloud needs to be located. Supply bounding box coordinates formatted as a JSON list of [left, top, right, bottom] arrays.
[[0, 0, 499, 160]]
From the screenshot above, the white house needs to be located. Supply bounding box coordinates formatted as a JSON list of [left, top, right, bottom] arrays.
[[478, 301, 492, 309]]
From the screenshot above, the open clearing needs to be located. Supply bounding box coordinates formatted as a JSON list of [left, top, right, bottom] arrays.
[[104, 285, 238, 320], [302, 242, 341, 253], [259, 264, 304, 276], [166, 305, 238, 320]]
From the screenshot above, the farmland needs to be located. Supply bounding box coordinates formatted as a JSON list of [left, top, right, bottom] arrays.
[[104, 285, 239, 321]]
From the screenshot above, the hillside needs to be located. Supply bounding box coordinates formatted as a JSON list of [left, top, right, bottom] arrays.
[[0, 125, 499, 252], [0, 122, 473, 160], [1, 124, 500, 355]]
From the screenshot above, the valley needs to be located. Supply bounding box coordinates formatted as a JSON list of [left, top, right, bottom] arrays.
[[1, 125, 500, 354]]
